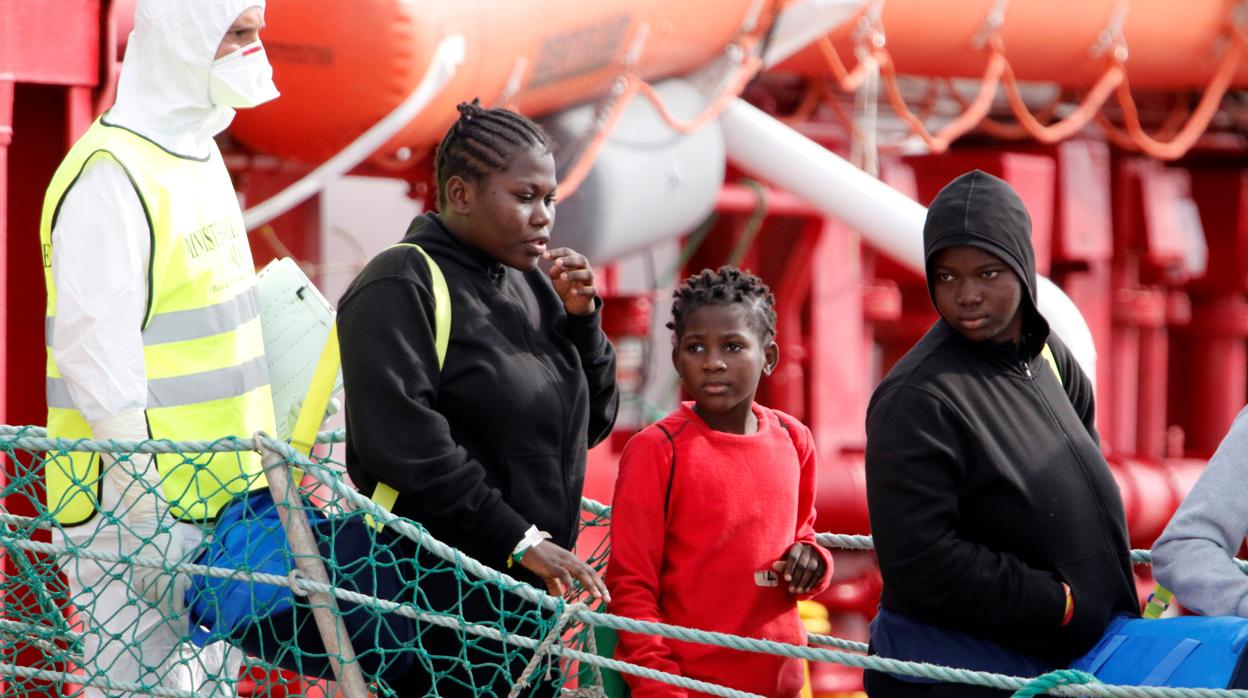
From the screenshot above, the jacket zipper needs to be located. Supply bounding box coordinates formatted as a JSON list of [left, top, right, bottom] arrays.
[[500, 284, 580, 547], [1021, 357, 1124, 565]]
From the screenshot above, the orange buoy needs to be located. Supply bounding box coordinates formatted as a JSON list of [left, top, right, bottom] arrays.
[[777, 0, 1248, 90], [231, 0, 773, 165]]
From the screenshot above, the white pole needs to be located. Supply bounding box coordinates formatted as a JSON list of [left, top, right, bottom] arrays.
[[719, 97, 1099, 381], [256, 434, 370, 697], [242, 35, 466, 231]]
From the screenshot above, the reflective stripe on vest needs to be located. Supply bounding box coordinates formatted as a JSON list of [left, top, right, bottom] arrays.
[[46, 288, 261, 347], [46, 354, 270, 410], [41, 117, 276, 525]]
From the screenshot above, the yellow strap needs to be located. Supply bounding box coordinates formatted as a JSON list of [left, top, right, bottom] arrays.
[[1040, 343, 1063, 386], [364, 243, 450, 530], [393, 242, 451, 366], [291, 324, 341, 456], [286, 324, 342, 487]]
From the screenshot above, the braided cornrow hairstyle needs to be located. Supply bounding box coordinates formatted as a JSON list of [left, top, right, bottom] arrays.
[[434, 99, 552, 207], [668, 266, 778, 342]]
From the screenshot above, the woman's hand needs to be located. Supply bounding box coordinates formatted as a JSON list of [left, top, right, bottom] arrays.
[[772, 542, 828, 595], [544, 248, 597, 316], [520, 540, 611, 602]]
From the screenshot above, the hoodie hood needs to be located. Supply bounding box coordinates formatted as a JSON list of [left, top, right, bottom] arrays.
[[108, 0, 264, 159], [923, 169, 1049, 351]]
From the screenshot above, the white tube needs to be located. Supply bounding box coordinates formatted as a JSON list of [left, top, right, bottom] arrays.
[[243, 35, 467, 231], [1036, 276, 1099, 381], [720, 97, 1099, 382]]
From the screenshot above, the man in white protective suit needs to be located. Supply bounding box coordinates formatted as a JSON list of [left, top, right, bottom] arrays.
[[38, 1, 281, 694]]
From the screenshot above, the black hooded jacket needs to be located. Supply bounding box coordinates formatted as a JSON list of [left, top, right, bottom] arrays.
[[865, 171, 1139, 665], [337, 213, 619, 578]]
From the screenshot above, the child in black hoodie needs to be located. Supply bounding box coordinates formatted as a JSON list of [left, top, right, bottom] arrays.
[[864, 170, 1139, 697]]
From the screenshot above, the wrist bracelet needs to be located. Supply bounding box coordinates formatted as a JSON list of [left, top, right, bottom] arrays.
[[507, 525, 552, 568]]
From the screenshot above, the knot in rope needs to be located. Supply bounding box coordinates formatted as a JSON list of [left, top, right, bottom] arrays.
[[1011, 669, 1099, 697], [508, 602, 581, 698]]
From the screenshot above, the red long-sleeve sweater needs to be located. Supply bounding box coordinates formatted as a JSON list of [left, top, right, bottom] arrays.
[[606, 403, 833, 698]]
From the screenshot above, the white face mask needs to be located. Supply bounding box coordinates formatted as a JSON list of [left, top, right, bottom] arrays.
[[208, 40, 279, 109]]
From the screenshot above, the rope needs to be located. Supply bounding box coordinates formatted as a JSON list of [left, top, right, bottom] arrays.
[[557, 76, 641, 199], [577, 613, 608, 695], [579, 497, 611, 517], [555, 502, 1248, 576], [997, 49, 1125, 143], [0, 517, 75, 645], [4, 433, 257, 455], [816, 33, 874, 92], [556, 0, 778, 202], [557, 48, 763, 199], [816, 532, 875, 551], [812, 7, 1010, 154], [0, 619, 83, 659], [809, 634, 869, 653], [636, 53, 765, 135], [575, 504, 1248, 574], [0, 662, 200, 698], [1107, 28, 1247, 160], [0, 424, 346, 445], [553, 645, 765, 698], [807, 7, 1247, 158], [11, 430, 1248, 697], [17, 525, 882, 678], [1012, 669, 1100, 698], [974, 96, 1063, 140], [509, 603, 576, 698], [877, 46, 1007, 154]]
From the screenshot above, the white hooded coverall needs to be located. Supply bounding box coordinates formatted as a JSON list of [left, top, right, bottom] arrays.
[[50, 1, 273, 695]]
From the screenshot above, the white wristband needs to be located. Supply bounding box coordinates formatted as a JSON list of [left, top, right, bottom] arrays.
[[508, 525, 552, 567]]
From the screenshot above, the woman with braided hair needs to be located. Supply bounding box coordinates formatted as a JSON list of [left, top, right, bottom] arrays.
[[337, 100, 619, 695]]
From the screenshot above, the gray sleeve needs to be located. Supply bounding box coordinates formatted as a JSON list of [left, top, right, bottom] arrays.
[[1153, 406, 1248, 617]]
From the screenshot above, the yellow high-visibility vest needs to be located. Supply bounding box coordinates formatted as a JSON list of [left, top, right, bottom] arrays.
[[40, 116, 275, 525]]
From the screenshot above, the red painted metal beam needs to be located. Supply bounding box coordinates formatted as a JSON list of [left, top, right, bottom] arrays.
[[0, 3, 108, 693], [7, 0, 101, 86], [0, 66, 12, 698], [1174, 168, 1248, 457], [716, 182, 822, 218], [0, 75, 12, 432]]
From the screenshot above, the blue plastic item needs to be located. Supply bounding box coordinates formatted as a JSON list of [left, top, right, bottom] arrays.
[[186, 488, 418, 682], [1070, 614, 1248, 688], [187, 489, 321, 644]]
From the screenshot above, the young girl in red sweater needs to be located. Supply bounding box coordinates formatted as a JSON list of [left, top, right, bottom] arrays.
[[606, 267, 833, 697]]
